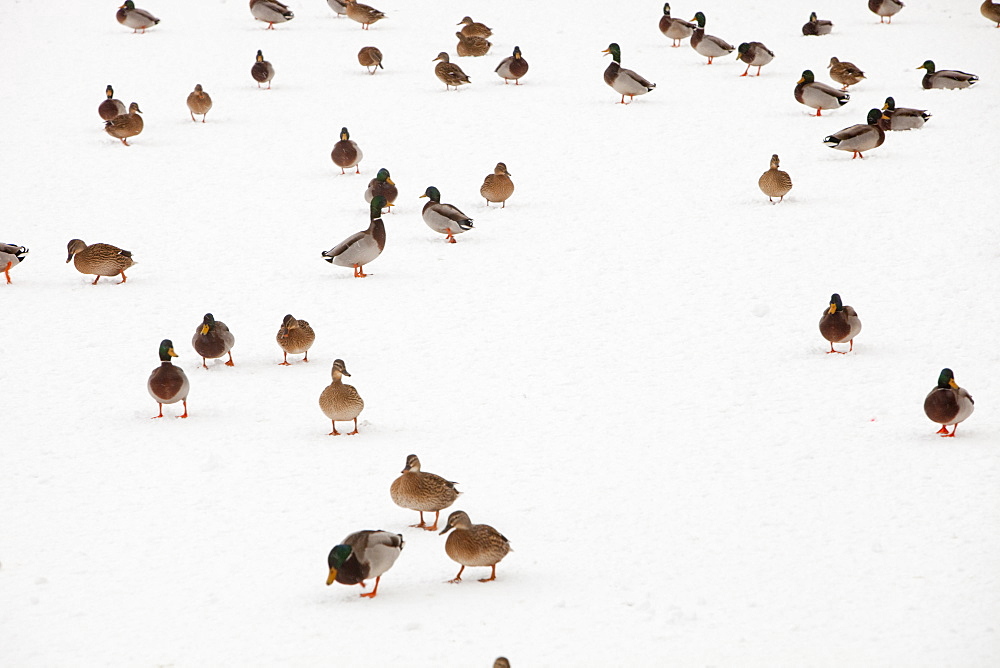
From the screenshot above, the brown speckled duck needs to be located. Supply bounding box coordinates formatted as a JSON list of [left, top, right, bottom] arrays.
[[327, 530, 403, 597], [659, 3, 695, 47], [456, 31, 491, 57], [99, 85, 126, 121], [757, 154, 792, 204], [440, 511, 511, 583], [276, 314, 315, 365], [249, 0, 293, 29], [252, 50, 275, 89], [104, 102, 143, 146], [186, 84, 212, 122], [495, 46, 528, 84], [0, 243, 28, 284], [390, 454, 461, 531], [869, 0, 904, 24], [802, 12, 833, 36], [319, 359, 364, 435], [433, 52, 471, 90], [828, 57, 865, 91], [66, 239, 135, 284], [331, 127, 363, 174], [193, 313, 235, 368], [480, 163, 514, 208], [148, 339, 189, 419], [458, 16, 492, 38], [923, 369, 974, 437], [818, 293, 861, 353], [116, 1, 159, 33], [358, 46, 383, 74], [344, 0, 385, 29], [878, 96, 930, 131], [794, 70, 849, 116]]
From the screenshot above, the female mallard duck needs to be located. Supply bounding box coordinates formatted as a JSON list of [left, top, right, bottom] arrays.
[[802, 11, 833, 36], [602, 43, 656, 104], [327, 530, 403, 597], [276, 314, 315, 365], [193, 313, 235, 368], [828, 57, 866, 91], [878, 96, 930, 131], [148, 339, 190, 419], [116, 1, 159, 33], [322, 196, 388, 277], [344, 0, 385, 29], [249, 0, 293, 29], [824, 109, 886, 159], [794, 70, 849, 116], [365, 168, 397, 210], [983, 1, 1000, 27], [690, 12, 734, 65], [327, 0, 347, 16], [318, 359, 364, 435], [458, 16, 492, 38], [659, 3, 695, 47], [331, 127, 363, 174], [1, 243, 28, 284], [251, 50, 274, 89], [495, 46, 528, 84], [924, 369, 974, 437], [420, 187, 473, 242], [186, 84, 212, 123], [480, 163, 514, 208], [104, 102, 143, 146], [736, 42, 774, 77], [494, 659, 510, 668], [66, 239, 135, 285], [869, 0, 904, 24], [433, 52, 471, 90], [99, 85, 126, 121], [440, 511, 511, 583], [389, 454, 461, 531], [758, 154, 792, 204], [358, 46, 383, 74], [917, 60, 978, 90], [456, 31, 491, 57], [818, 293, 861, 353]]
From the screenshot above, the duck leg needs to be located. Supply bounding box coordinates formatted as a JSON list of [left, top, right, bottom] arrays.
[[359, 576, 381, 598], [329, 420, 341, 436], [190, 111, 196, 122], [941, 426, 957, 438], [179, 400, 188, 418], [445, 234, 457, 244], [936, 425, 951, 435], [478, 565, 497, 583], [353, 264, 368, 277], [303, 351, 310, 362], [347, 418, 359, 435], [448, 566, 466, 583], [91, 275, 101, 285], [411, 511, 428, 529], [225, 351, 234, 366], [3, 261, 11, 284], [119, 270, 128, 284], [280, 352, 291, 366], [153, 403, 165, 419], [826, 342, 845, 354], [120, 137, 130, 146], [741, 64, 751, 77], [852, 151, 864, 160]]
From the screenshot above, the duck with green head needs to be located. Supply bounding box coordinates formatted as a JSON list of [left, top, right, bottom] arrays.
[[602, 43, 655, 104], [322, 196, 388, 277], [148, 339, 189, 418], [365, 168, 397, 210], [659, 3, 695, 47], [249, 0, 294, 29], [736, 42, 774, 77], [331, 127, 363, 174], [116, 0, 159, 32], [192, 313, 235, 369], [818, 293, 861, 353], [802, 12, 833, 36], [794, 70, 849, 116], [251, 50, 275, 89], [923, 369, 974, 437], [917, 60, 978, 90], [878, 96, 930, 131], [326, 530, 403, 597], [495, 46, 528, 84], [823, 109, 886, 159], [420, 187, 473, 242], [690, 12, 734, 64]]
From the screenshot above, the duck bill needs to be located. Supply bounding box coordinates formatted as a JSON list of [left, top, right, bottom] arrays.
[[439, 525, 454, 536], [827, 304, 836, 314], [168, 348, 178, 358], [419, 194, 428, 199], [386, 177, 395, 186], [326, 568, 338, 586], [201, 324, 210, 335], [948, 379, 959, 390]]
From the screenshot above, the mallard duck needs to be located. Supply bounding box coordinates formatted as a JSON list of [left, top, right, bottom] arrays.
[[358, 46, 383, 74], [318, 359, 364, 434], [250, 0, 293, 29], [327, 0, 347, 16], [824, 109, 886, 159], [186, 84, 212, 123], [420, 187, 473, 242], [251, 50, 274, 89], [495, 46, 528, 84], [365, 168, 397, 210], [331, 127, 363, 174], [344, 0, 385, 29], [736, 42, 774, 77], [602, 43, 655, 104], [659, 3, 695, 47], [917, 60, 978, 90], [1, 244, 28, 284], [802, 11, 833, 36], [878, 96, 930, 131], [148, 339, 189, 419], [456, 32, 491, 57], [327, 530, 403, 597], [66, 239, 135, 285], [440, 511, 511, 583], [818, 293, 861, 353], [758, 154, 792, 204], [458, 16, 492, 38], [104, 102, 143, 146], [481, 163, 514, 208], [116, 1, 159, 33], [828, 57, 865, 91], [983, 1, 1000, 27], [923, 369, 974, 437], [276, 314, 315, 365], [794, 70, 849, 116], [99, 85, 126, 121], [389, 454, 461, 531], [690, 12, 734, 65], [869, 0, 904, 24], [433, 52, 471, 90], [322, 196, 388, 277], [192, 313, 235, 368]]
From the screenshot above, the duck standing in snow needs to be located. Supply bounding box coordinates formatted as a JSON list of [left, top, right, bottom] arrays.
[[99, 85, 126, 121], [917, 61, 978, 90], [824, 109, 886, 159], [365, 168, 397, 210], [104, 102, 143, 146], [828, 57, 866, 91], [602, 43, 655, 104], [495, 46, 528, 84], [1, 243, 28, 284], [757, 155, 792, 204], [689, 12, 734, 65], [794, 70, 849, 117], [659, 3, 695, 47], [192, 313, 235, 368], [322, 196, 388, 277], [186, 85, 212, 122], [389, 454, 461, 531], [331, 127, 363, 174], [148, 340, 189, 419], [420, 187, 473, 242], [736, 42, 774, 77], [66, 239, 135, 284], [869, 0, 904, 24], [251, 50, 275, 89], [344, 0, 386, 29], [358, 46, 383, 74], [480, 163, 514, 208], [318, 359, 364, 435], [116, 1, 159, 33], [923, 369, 974, 437], [276, 314, 315, 365], [433, 52, 471, 90], [818, 293, 861, 353], [326, 530, 403, 597], [440, 511, 511, 583], [249, 0, 293, 29]]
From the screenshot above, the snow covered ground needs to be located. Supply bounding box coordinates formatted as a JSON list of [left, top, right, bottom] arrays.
[[2, 0, 999, 665]]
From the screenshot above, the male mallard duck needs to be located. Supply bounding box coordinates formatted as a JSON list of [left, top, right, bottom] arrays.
[[659, 3, 695, 47], [433, 52, 471, 90], [794, 70, 849, 116], [440, 511, 511, 583], [736, 42, 774, 77], [186, 84, 212, 123], [344, 0, 385, 29], [458, 16, 492, 38], [331, 127, 363, 174], [148, 339, 190, 419], [602, 43, 655, 104], [322, 196, 388, 277], [420, 187, 473, 242], [116, 1, 159, 33], [878, 96, 930, 131], [104, 102, 143, 146], [758, 154, 792, 204], [318, 358, 364, 434], [327, 530, 403, 597], [456, 31, 491, 57], [1, 243, 28, 284], [690, 12, 734, 65], [802, 11, 833, 36], [983, 1, 1000, 27], [824, 109, 886, 159], [251, 50, 274, 89], [818, 293, 861, 353], [66, 239, 135, 285], [495, 46, 529, 84], [480, 163, 514, 208], [358, 46, 383, 74], [869, 0, 904, 24], [923, 369, 974, 437], [276, 314, 315, 365], [192, 313, 235, 368], [99, 85, 126, 121], [917, 60, 978, 90], [828, 57, 866, 91], [249, 0, 293, 29], [365, 168, 397, 210], [327, 0, 347, 16], [390, 454, 461, 531]]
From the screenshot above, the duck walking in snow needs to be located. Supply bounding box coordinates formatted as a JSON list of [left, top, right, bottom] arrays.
[[318, 359, 364, 435], [878, 97, 930, 131], [869, 0, 904, 24], [794, 70, 849, 117], [344, 0, 386, 29], [186, 84, 212, 122], [433, 52, 471, 90], [828, 57, 866, 91], [99, 85, 126, 121], [420, 187, 473, 242], [66, 239, 135, 285], [801, 12, 833, 36], [251, 50, 275, 89], [322, 196, 388, 277], [659, 3, 695, 47], [818, 293, 861, 353], [758, 155, 792, 204], [276, 314, 315, 365], [1, 243, 28, 284], [326, 530, 403, 597], [480, 163, 514, 208], [358, 46, 383, 74], [331, 127, 363, 174], [824, 109, 886, 159], [923, 369, 974, 438], [917, 61, 978, 90], [192, 313, 235, 369], [390, 454, 461, 531], [440, 511, 511, 583], [148, 340, 190, 419], [116, 1, 159, 33], [249, 0, 293, 29], [104, 102, 143, 146], [602, 43, 655, 104], [495, 46, 528, 84], [736, 42, 774, 77], [689, 12, 734, 65]]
